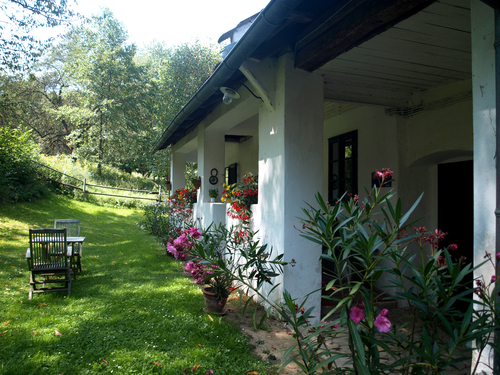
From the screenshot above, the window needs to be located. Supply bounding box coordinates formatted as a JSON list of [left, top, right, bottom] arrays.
[[328, 130, 357, 204], [225, 163, 237, 185]]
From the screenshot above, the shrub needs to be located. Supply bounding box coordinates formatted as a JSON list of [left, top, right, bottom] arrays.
[[142, 190, 194, 247], [0, 126, 46, 204]]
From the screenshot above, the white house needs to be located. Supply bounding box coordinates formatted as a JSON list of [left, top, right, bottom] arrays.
[[153, 0, 499, 372]]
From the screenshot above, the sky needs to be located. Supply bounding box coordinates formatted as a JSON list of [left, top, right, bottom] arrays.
[[71, 0, 272, 48]]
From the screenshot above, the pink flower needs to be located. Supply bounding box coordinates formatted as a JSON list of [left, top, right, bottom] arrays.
[[374, 313, 391, 333], [349, 306, 365, 324], [379, 308, 390, 317], [188, 227, 202, 239], [491, 275, 496, 283], [448, 244, 458, 251], [496, 252, 500, 260]]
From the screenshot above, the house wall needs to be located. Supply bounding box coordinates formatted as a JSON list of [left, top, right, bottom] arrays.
[[397, 81, 473, 240], [225, 134, 259, 182], [322, 81, 473, 298], [323, 105, 399, 197], [471, 0, 496, 372], [257, 53, 324, 318]]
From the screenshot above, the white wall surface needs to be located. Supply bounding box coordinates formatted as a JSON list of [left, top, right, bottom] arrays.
[[471, 0, 496, 372], [257, 53, 324, 320]]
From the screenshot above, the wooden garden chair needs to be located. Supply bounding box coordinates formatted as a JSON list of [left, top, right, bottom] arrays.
[[54, 219, 83, 275], [25, 228, 72, 300]]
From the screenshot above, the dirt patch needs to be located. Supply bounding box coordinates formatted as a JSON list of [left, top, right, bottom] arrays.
[[222, 296, 302, 374]]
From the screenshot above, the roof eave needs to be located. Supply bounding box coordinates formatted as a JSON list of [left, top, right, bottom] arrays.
[[151, 0, 303, 153]]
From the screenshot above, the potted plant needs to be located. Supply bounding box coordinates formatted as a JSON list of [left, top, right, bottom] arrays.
[[165, 179, 172, 190], [185, 259, 233, 313], [192, 176, 201, 190], [209, 188, 218, 202], [186, 223, 286, 315], [186, 225, 237, 314]]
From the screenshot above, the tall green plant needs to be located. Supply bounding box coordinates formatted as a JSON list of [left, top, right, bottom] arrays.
[[0, 126, 46, 203], [294, 169, 489, 374]]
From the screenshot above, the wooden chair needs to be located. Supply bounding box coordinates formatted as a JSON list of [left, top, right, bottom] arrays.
[[54, 219, 82, 275], [26, 228, 72, 300]]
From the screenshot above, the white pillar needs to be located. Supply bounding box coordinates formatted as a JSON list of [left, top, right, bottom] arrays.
[[171, 151, 186, 193], [194, 127, 226, 228], [258, 53, 324, 320], [200, 129, 225, 203], [472, 1, 496, 373]]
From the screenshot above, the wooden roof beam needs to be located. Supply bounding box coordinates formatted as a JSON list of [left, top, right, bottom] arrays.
[[295, 0, 436, 72]]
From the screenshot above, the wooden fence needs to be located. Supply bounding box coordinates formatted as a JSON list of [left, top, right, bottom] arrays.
[[33, 160, 163, 202]]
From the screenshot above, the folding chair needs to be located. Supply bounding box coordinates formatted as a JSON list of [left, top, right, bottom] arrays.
[[26, 228, 72, 300]]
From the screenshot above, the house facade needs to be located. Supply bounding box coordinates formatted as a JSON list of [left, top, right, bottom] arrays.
[[153, 0, 499, 372]]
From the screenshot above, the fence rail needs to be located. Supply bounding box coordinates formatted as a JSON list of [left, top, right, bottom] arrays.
[[33, 160, 163, 202]]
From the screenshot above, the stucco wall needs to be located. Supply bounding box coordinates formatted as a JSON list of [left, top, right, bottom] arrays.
[[322, 82, 473, 299], [323, 105, 399, 198], [471, 0, 496, 372], [224, 134, 259, 182]]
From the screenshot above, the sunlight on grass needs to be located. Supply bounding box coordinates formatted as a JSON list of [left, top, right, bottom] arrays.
[[0, 195, 272, 374]]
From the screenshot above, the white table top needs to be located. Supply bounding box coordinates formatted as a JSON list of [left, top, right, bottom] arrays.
[[32, 237, 86, 243]]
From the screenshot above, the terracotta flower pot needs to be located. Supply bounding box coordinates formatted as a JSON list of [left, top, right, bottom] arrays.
[[193, 177, 201, 190], [202, 287, 227, 314]]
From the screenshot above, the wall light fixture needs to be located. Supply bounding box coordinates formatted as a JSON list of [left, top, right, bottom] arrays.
[[220, 87, 240, 105]]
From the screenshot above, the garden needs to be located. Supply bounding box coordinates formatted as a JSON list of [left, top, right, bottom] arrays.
[[143, 170, 500, 375], [2, 163, 500, 374], [0, 195, 274, 374]]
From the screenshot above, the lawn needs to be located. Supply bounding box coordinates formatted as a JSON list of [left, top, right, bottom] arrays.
[[0, 195, 272, 374]]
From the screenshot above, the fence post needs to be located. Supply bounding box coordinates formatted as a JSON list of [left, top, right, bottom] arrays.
[[158, 186, 162, 202], [83, 179, 86, 202]]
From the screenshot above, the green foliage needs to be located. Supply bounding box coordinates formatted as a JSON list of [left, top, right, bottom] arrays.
[[191, 224, 286, 298], [38, 154, 158, 208], [293, 170, 490, 374], [60, 9, 144, 175], [142, 188, 195, 246], [0, 0, 80, 73], [0, 8, 221, 177], [0, 195, 270, 374], [0, 126, 46, 204]]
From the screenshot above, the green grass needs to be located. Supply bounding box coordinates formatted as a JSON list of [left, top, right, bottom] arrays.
[[37, 155, 166, 208], [0, 195, 272, 374]]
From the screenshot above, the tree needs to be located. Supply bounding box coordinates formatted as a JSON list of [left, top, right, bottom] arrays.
[[0, 61, 76, 154], [60, 8, 145, 175], [1, 8, 222, 178], [138, 41, 221, 178], [0, 0, 80, 73]]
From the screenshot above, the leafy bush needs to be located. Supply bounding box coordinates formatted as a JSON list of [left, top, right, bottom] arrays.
[[0, 126, 46, 204], [142, 191, 195, 247]]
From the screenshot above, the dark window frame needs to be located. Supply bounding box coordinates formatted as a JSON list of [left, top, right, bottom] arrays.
[[327, 130, 358, 204], [225, 163, 237, 185]]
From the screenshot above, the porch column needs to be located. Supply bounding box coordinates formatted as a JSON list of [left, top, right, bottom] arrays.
[[472, 0, 496, 373], [196, 127, 226, 228], [258, 53, 324, 319], [171, 151, 186, 193], [199, 129, 225, 203]]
